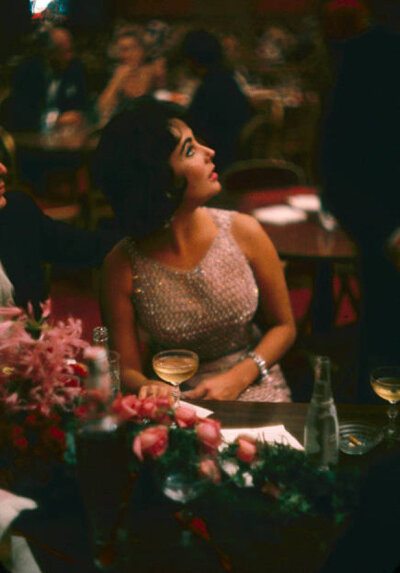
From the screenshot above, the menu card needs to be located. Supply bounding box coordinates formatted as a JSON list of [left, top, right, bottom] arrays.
[[221, 425, 304, 451], [180, 400, 214, 419]]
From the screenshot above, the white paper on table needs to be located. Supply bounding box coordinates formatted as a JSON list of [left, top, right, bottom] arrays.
[[179, 400, 213, 418], [221, 425, 304, 451], [252, 205, 307, 225], [0, 489, 38, 539], [287, 194, 321, 212]]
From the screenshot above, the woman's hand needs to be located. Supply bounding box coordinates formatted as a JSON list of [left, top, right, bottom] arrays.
[[111, 64, 134, 89], [182, 371, 247, 401], [138, 380, 174, 401]]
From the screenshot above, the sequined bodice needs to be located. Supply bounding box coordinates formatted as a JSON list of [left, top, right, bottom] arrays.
[[125, 208, 259, 362]]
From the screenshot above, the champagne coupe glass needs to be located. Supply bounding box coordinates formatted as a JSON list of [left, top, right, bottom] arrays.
[[152, 349, 199, 406], [370, 366, 400, 441]]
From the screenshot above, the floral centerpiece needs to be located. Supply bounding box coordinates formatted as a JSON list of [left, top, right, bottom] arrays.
[[0, 302, 360, 569], [87, 394, 358, 571], [0, 302, 88, 491], [108, 394, 357, 522]]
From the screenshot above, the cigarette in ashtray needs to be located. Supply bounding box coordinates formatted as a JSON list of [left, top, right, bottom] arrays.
[[348, 435, 362, 446]]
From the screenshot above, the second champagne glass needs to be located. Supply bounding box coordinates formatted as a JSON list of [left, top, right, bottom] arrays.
[[370, 366, 400, 441], [152, 349, 199, 406]]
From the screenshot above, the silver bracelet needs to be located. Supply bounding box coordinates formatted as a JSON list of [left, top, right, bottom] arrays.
[[247, 351, 269, 381]]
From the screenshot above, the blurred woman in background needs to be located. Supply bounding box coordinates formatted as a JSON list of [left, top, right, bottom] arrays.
[[97, 25, 167, 123]]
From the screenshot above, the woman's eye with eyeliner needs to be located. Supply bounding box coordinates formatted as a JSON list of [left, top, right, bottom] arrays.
[[186, 145, 195, 157]]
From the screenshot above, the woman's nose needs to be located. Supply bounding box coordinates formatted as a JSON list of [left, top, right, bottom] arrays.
[[203, 145, 215, 160]]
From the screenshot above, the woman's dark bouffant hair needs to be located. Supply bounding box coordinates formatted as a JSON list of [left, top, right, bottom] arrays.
[[94, 96, 186, 240]]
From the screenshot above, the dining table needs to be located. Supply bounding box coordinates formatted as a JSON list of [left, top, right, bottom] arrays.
[[9, 400, 398, 573], [238, 187, 359, 334], [11, 125, 100, 154]]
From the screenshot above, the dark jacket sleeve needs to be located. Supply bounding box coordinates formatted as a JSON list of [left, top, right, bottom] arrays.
[[36, 204, 120, 268], [0, 191, 121, 314]]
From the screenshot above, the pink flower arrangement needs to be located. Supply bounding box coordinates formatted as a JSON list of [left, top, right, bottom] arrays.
[[0, 301, 88, 416], [133, 425, 169, 461], [174, 405, 198, 428], [196, 418, 222, 454], [107, 393, 267, 492], [235, 435, 258, 464], [198, 458, 221, 484], [0, 301, 89, 488]]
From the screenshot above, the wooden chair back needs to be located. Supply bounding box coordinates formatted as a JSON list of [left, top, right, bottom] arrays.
[[221, 158, 306, 196]]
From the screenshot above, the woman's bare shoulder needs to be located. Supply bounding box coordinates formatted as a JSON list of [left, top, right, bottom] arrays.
[[231, 212, 275, 260], [231, 211, 267, 241], [103, 238, 132, 272]]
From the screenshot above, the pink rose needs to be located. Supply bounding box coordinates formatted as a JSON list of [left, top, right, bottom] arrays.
[[133, 425, 169, 461], [139, 397, 158, 420], [196, 418, 222, 453], [155, 395, 170, 411], [174, 405, 197, 428], [198, 458, 221, 484], [153, 396, 173, 424], [236, 435, 258, 463], [111, 394, 141, 422]]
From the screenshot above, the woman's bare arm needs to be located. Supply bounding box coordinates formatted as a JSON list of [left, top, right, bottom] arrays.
[[100, 242, 170, 396], [184, 213, 296, 400]]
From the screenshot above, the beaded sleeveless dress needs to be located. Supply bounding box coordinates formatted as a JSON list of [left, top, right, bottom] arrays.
[[124, 208, 291, 402]]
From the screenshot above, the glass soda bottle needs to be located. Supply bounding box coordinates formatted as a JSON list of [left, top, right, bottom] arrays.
[[304, 355, 339, 470], [93, 326, 109, 351], [75, 346, 128, 568]]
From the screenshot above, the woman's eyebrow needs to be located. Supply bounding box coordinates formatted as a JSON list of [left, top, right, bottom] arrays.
[[180, 137, 193, 156]]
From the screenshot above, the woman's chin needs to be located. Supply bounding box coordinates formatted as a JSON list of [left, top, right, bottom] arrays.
[[0, 196, 7, 210]]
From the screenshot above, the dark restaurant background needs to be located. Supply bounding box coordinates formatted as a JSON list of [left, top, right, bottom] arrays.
[[0, 0, 398, 403]]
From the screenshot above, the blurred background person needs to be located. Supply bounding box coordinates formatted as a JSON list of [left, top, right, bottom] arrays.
[[97, 24, 167, 124], [180, 29, 254, 173], [5, 25, 90, 196], [8, 25, 89, 132], [141, 19, 170, 90]]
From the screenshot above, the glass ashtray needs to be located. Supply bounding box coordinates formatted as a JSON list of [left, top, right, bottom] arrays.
[[339, 422, 384, 455]]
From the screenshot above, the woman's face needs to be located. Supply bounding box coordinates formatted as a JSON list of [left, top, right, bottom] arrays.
[[117, 36, 144, 67], [169, 119, 221, 207]]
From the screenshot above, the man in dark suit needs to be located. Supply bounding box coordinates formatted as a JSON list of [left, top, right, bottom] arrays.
[[9, 26, 88, 132], [7, 26, 90, 194], [319, 0, 400, 398], [182, 30, 253, 174], [0, 163, 120, 317]]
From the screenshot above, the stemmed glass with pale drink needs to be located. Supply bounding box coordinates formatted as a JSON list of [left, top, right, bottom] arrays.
[[152, 349, 199, 406], [370, 366, 400, 441]]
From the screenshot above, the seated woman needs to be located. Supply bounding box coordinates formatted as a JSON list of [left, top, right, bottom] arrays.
[[97, 26, 166, 124], [96, 96, 296, 401]]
